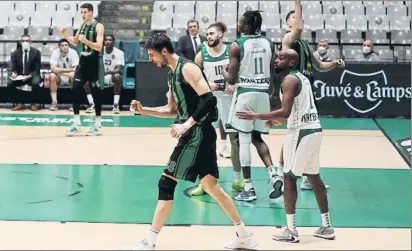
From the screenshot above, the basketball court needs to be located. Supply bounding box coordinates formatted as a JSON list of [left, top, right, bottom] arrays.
[[0, 108, 409, 250]]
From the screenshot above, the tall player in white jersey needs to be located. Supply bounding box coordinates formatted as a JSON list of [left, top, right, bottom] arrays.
[[103, 34, 124, 113], [223, 10, 279, 202], [191, 22, 244, 196], [237, 49, 335, 243]]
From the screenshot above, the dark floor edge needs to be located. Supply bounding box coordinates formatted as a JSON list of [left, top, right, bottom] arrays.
[[0, 219, 409, 229], [372, 118, 411, 168]]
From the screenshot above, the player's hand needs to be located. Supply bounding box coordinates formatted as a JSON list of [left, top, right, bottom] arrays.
[[130, 100, 144, 115], [266, 119, 285, 127], [170, 124, 188, 138], [225, 85, 236, 94], [59, 27, 67, 36], [209, 82, 218, 91], [236, 108, 258, 120], [79, 34, 87, 43], [10, 72, 17, 79], [334, 59, 345, 68]]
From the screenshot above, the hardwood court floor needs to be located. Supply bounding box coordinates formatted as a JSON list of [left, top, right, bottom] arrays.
[[0, 109, 409, 250]]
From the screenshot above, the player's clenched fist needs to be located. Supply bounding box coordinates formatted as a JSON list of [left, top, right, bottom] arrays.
[[130, 100, 144, 114]]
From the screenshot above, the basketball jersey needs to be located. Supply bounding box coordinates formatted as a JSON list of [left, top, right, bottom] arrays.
[[168, 57, 218, 124], [199, 42, 230, 89], [78, 20, 100, 56], [235, 35, 273, 90], [281, 70, 320, 129], [291, 38, 314, 83], [103, 47, 125, 72], [50, 48, 79, 69]]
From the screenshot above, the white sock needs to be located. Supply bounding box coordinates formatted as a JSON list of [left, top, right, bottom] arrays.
[[321, 212, 331, 227], [286, 214, 297, 231], [51, 92, 57, 103], [235, 221, 248, 238], [244, 179, 253, 191], [74, 115, 81, 126], [87, 94, 94, 105], [95, 117, 102, 127], [114, 94, 120, 105], [267, 165, 276, 178], [233, 171, 241, 183], [277, 164, 284, 177], [146, 227, 158, 246]]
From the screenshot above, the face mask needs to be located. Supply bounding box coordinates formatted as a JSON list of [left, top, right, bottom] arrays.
[[362, 46, 371, 54], [317, 46, 327, 54], [21, 41, 30, 50]]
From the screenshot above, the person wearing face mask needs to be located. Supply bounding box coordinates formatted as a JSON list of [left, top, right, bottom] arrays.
[[8, 34, 41, 111], [175, 19, 206, 61], [355, 40, 380, 62], [313, 40, 334, 62]]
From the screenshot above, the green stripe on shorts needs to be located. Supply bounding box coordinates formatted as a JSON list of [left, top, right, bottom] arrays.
[[296, 128, 322, 151], [175, 126, 203, 179], [237, 87, 269, 95]]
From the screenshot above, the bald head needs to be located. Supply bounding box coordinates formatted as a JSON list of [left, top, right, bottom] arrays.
[[274, 49, 299, 72]]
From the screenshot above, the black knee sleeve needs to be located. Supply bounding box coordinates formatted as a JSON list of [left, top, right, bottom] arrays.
[[158, 175, 177, 201]]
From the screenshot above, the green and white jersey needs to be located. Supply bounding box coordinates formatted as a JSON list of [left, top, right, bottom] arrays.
[[281, 70, 320, 129], [235, 35, 273, 90], [199, 42, 230, 89]]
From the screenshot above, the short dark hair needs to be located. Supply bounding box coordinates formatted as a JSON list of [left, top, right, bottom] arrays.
[[58, 38, 69, 46], [187, 19, 199, 27], [145, 33, 174, 53], [105, 34, 115, 42], [208, 22, 227, 33], [243, 10, 263, 34], [21, 34, 30, 39], [80, 3, 94, 12], [286, 10, 295, 22]]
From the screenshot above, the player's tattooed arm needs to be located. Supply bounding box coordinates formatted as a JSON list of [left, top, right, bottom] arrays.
[[236, 75, 298, 121], [282, 0, 303, 49], [222, 42, 240, 85], [78, 23, 105, 52]]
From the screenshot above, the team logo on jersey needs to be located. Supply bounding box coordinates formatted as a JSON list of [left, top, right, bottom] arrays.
[[167, 160, 177, 173], [112, 54, 115, 59], [314, 70, 411, 114]]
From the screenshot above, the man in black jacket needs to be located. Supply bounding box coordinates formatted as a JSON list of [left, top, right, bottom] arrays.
[[176, 19, 206, 61], [8, 34, 42, 111]]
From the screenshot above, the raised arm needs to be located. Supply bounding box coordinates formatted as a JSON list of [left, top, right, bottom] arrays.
[[282, 0, 303, 50], [60, 28, 80, 46], [222, 42, 240, 85]]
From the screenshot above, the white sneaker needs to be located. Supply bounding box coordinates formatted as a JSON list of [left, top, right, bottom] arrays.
[[224, 232, 259, 250], [269, 174, 284, 199], [301, 177, 330, 190], [219, 147, 231, 158], [66, 124, 82, 137], [120, 239, 155, 250]]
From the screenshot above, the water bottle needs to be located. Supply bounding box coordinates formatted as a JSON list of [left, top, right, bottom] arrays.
[[43, 72, 50, 88]]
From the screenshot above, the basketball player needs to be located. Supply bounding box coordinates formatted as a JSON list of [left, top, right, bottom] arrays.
[[223, 10, 279, 202], [49, 38, 79, 111], [124, 33, 258, 250], [271, 0, 345, 195], [103, 34, 124, 114], [60, 3, 105, 136], [237, 49, 335, 242], [190, 22, 244, 196]]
